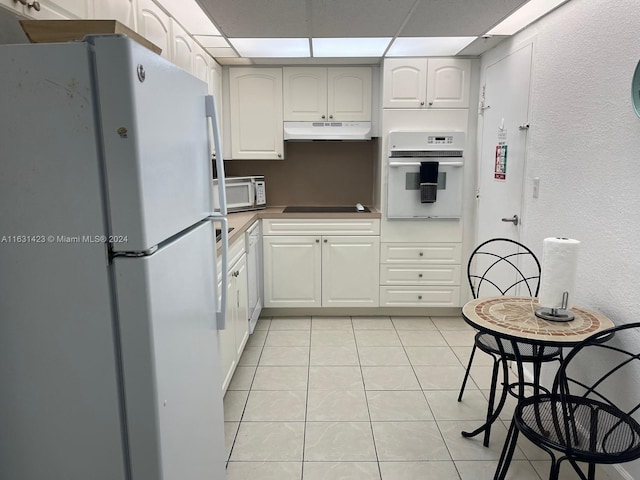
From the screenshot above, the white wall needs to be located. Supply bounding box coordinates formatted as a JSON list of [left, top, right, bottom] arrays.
[[480, 0, 640, 477]]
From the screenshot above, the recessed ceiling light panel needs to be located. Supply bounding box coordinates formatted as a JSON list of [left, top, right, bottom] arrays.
[[229, 38, 310, 57], [487, 0, 568, 35], [386, 37, 476, 56], [312, 38, 392, 57]]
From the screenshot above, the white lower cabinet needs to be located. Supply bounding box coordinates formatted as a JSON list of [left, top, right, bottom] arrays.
[[322, 236, 380, 307], [263, 219, 380, 308], [219, 239, 249, 393], [379, 242, 462, 307]]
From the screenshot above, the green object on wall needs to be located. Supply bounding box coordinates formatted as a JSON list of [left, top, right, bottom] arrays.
[[632, 59, 640, 118]]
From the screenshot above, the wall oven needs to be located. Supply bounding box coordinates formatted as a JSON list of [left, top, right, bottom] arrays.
[[386, 131, 464, 219]]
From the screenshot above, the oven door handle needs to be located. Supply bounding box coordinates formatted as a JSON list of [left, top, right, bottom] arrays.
[[388, 161, 463, 167]]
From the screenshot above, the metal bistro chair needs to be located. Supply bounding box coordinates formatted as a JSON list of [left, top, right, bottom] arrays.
[[494, 322, 640, 480], [458, 238, 563, 446]]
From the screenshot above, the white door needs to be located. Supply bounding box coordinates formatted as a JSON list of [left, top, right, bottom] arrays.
[[476, 43, 533, 245]]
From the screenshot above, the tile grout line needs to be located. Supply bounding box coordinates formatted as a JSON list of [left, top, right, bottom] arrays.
[[300, 316, 313, 480], [226, 316, 270, 467], [352, 315, 385, 480]]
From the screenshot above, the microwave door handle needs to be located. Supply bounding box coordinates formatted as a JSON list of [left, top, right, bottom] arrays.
[[206, 95, 227, 216]]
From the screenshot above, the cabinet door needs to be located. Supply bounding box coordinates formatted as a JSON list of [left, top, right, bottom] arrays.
[[426, 58, 471, 108], [382, 58, 427, 108], [218, 277, 236, 393], [170, 19, 193, 73], [233, 254, 249, 359], [94, 0, 136, 29], [263, 236, 321, 307], [38, 0, 90, 19], [192, 43, 210, 84], [229, 68, 284, 159], [327, 67, 371, 121], [322, 236, 380, 307], [137, 0, 170, 59], [283, 67, 327, 121]]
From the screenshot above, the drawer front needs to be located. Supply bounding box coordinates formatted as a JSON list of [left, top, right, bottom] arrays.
[[380, 264, 461, 286], [380, 286, 461, 307], [381, 243, 462, 264], [263, 218, 380, 236]]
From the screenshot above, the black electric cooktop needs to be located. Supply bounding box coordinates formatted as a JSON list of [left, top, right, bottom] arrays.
[[283, 205, 371, 213]]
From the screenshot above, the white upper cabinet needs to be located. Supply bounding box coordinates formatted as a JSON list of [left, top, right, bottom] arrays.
[[192, 43, 209, 84], [283, 67, 328, 121], [170, 19, 193, 73], [383, 58, 428, 108], [6, 0, 86, 19], [383, 58, 470, 109], [94, 0, 136, 30], [426, 58, 471, 109], [327, 67, 372, 121], [136, 0, 170, 59], [283, 67, 372, 122], [229, 68, 284, 160], [42, 0, 90, 18]]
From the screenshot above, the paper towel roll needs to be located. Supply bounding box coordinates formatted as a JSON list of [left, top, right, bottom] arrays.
[[538, 237, 581, 309]]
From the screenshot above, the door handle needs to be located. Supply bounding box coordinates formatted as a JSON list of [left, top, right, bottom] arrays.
[[501, 215, 519, 226]]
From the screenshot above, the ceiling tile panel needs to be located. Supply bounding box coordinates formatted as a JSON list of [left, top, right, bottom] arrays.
[[310, 0, 418, 37], [400, 0, 529, 37], [196, 0, 309, 37]]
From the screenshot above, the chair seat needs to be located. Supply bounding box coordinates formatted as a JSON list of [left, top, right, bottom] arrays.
[[515, 394, 640, 464], [476, 332, 561, 361]]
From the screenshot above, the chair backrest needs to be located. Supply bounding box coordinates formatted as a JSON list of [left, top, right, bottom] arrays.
[[468, 238, 541, 299], [552, 322, 640, 457]]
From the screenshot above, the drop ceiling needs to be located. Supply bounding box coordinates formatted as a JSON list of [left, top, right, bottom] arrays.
[[193, 0, 539, 64]]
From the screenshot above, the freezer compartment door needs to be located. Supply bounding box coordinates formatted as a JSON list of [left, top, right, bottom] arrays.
[[90, 36, 213, 252], [113, 221, 225, 480]]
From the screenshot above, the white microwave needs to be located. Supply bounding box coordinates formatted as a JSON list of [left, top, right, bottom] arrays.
[[213, 176, 266, 212]]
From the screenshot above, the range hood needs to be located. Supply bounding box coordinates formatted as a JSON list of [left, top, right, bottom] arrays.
[[284, 121, 371, 141]]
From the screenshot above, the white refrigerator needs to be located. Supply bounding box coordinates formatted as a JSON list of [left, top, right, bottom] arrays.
[[0, 35, 229, 480]]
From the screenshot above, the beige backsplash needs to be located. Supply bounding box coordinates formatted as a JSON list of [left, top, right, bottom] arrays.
[[223, 139, 377, 207]]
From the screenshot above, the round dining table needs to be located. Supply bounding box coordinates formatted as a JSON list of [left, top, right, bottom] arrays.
[[460, 296, 615, 443]]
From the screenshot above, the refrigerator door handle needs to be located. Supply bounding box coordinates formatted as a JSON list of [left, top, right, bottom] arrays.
[[205, 95, 227, 216], [209, 215, 228, 330]]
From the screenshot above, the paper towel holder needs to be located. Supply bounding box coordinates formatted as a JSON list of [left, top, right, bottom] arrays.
[[535, 291, 575, 322]]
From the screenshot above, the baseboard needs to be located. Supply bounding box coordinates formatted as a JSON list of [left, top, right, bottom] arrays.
[[261, 306, 462, 317]]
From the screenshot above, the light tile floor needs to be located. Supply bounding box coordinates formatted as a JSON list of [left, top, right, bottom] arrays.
[[223, 315, 612, 480]]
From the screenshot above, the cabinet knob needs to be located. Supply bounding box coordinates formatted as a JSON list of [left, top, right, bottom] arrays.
[[420, 101, 425, 106], [428, 101, 433, 106], [315, 239, 320, 243], [418, 273, 423, 278], [277, 154, 282, 158], [329, 115, 334, 119], [321, 115, 326, 119], [323, 239, 327, 243], [418, 295, 423, 300], [27, 0, 40, 10], [419, 252, 424, 257]]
